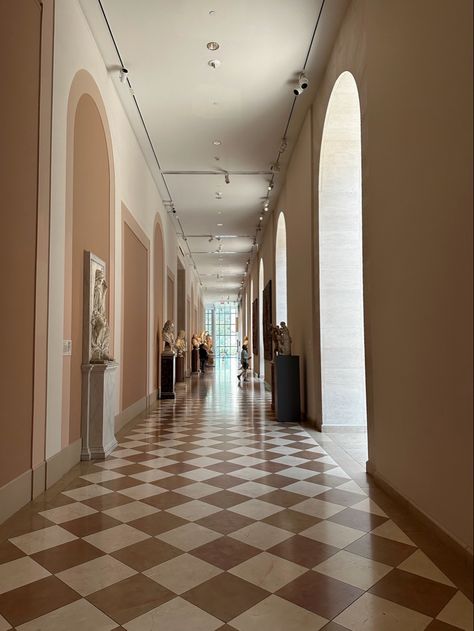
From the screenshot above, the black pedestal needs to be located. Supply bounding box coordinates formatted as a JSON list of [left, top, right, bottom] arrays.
[[191, 348, 199, 373], [176, 355, 185, 383], [275, 355, 301, 422], [160, 353, 176, 399], [271, 361, 275, 410]]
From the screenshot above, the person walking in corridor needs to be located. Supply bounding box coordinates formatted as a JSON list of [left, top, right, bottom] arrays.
[[199, 342, 208, 373], [237, 343, 251, 382]]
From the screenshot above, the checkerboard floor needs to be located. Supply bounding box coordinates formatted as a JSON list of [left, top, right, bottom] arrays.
[[0, 370, 472, 630]]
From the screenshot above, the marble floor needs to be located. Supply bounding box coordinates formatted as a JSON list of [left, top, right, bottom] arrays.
[[0, 363, 472, 630]]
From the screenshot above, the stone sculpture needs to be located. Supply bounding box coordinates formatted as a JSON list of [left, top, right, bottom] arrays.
[[205, 332, 213, 352], [272, 321, 292, 356], [162, 320, 176, 354], [90, 268, 112, 363], [191, 333, 200, 349], [175, 330, 187, 356]]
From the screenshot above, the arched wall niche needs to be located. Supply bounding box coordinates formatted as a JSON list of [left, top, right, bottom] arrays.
[[153, 216, 165, 391], [62, 70, 115, 448], [275, 211, 288, 324], [318, 70, 367, 428]]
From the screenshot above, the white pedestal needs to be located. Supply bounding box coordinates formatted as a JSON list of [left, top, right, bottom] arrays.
[[81, 362, 118, 460]]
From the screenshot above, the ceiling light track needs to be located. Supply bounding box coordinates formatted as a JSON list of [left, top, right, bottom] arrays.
[[162, 170, 274, 176]]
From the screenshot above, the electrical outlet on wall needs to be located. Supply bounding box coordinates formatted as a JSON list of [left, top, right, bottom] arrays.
[[63, 340, 72, 356]]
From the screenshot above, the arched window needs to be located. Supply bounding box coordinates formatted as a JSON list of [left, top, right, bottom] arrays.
[[319, 71, 367, 428], [259, 258, 264, 377], [275, 212, 288, 324]]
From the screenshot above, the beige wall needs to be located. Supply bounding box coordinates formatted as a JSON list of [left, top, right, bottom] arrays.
[[153, 219, 164, 390], [0, 0, 42, 487], [246, 0, 473, 551], [122, 221, 148, 410]]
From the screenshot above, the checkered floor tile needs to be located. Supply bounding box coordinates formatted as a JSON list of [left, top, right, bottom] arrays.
[[0, 369, 472, 630]]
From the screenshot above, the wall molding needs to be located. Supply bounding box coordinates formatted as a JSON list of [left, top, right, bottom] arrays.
[[370, 466, 473, 561], [32, 461, 46, 499], [115, 395, 148, 433], [46, 438, 81, 488], [0, 469, 32, 524]]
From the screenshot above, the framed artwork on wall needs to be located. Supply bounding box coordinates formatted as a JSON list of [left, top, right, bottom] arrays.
[[263, 280, 273, 361], [252, 298, 259, 356]]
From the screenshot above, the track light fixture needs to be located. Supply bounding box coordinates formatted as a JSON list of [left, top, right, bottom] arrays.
[[119, 67, 129, 83], [268, 182, 274, 191], [224, 172, 230, 184], [293, 72, 309, 96]]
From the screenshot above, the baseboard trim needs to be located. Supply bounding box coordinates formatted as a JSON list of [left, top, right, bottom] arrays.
[[115, 396, 148, 432], [32, 461, 46, 499], [0, 469, 32, 524], [322, 424, 367, 433], [370, 467, 473, 560], [46, 439, 81, 488]]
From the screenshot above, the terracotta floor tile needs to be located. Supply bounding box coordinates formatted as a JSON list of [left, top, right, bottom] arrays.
[[81, 493, 133, 512], [31, 538, 104, 573], [192, 536, 260, 570], [369, 568, 458, 617], [151, 475, 197, 491], [60, 512, 122, 537], [0, 576, 80, 627], [276, 570, 364, 619], [127, 511, 187, 535], [197, 510, 254, 535], [263, 509, 321, 534], [258, 490, 307, 507], [0, 541, 24, 565], [344, 533, 416, 566], [183, 572, 268, 622], [268, 534, 340, 568], [111, 538, 182, 571], [99, 478, 143, 492], [327, 507, 388, 532], [320, 623, 351, 631], [87, 573, 174, 624], [312, 489, 364, 507], [203, 490, 249, 509], [425, 621, 468, 630]]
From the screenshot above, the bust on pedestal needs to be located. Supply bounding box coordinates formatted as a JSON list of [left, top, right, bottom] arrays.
[[175, 329, 186, 383], [160, 320, 176, 399], [191, 333, 200, 373], [272, 322, 301, 423], [81, 252, 118, 460]]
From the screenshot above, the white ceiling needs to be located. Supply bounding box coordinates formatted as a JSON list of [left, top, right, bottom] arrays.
[[80, 0, 349, 302]]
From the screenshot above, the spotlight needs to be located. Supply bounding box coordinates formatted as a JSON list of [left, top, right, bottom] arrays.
[[294, 72, 309, 95], [259, 215, 263, 221], [224, 173, 230, 184], [208, 236, 214, 243], [268, 182, 274, 191], [293, 85, 304, 96], [119, 67, 129, 83]]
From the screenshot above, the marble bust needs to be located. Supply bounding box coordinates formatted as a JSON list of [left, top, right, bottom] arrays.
[[272, 321, 292, 356], [90, 269, 112, 363], [191, 333, 200, 349], [175, 330, 187, 356], [162, 320, 175, 354]]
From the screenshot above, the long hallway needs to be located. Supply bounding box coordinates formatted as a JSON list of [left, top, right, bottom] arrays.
[[0, 369, 471, 631]]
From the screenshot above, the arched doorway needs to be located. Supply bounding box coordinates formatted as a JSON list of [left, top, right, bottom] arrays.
[[69, 93, 111, 443], [275, 212, 288, 324], [259, 258, 265, 378], [319, 71, 367, 435]]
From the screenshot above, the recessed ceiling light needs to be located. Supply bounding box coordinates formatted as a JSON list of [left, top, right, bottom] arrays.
[[209, 10, 216, 15], [207, 42, 220, 51], [217, 223, 223, 226], [213, 140, 222, 146]]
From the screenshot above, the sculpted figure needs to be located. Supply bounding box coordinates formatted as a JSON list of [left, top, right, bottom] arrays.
[[175, 330, 187, 356], [278, 321, 292, 355], [270, 324, 280, 358], [191, 333, 200, 349], [90, 269, 112, 362], [162, 320, 175, 353], [205, 332, 213, 352]]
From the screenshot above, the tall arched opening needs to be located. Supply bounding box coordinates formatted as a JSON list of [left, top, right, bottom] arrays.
[[259, 258, 265, 378], [69, 93, 111, 443], [275, 212, 288, 324], [319, 71, 367, 437]]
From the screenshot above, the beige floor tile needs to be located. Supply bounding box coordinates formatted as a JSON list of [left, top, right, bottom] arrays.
[[117, 483, 166, 500], [95, 458, 133, 470], [110, 448, 142, 458], [334, 592, 432, 631], [371, 520, 416, 546], [314, 550, 392, 589], [144, 553, 222, 594], [56, 555, 136, 596], [80, 470, 124, 483], [15, 598, 117, 631], [123, 596, 222, 631], [283, 481, 331, 496], [0, 614, 12, 631], [230, 594, 328, 631], [156, 522, 221, 551], [129, 469, 172, 482], [228, 468, 269, 481], [103, 500, 157, 523], [179, 468, 221, 481], [231, 482, 278, 498], [9, 525, 77, 555], [230, 522, 292, 550], [398, 550, 455, 587], [167, 500, 221, 521], [301, 521, 365, 549], [292, 498, 346, 519], [139, 457, 178, 469], [336, 480, 366, 495], [278, 467, 319, 480], [39, 502, 97, 524], [350, 498, 387, 517], [0, 557, 50, 595], [174, 482, 220, 499], [83, 524, 150, 553], [436, 591, 474, 630], [63, 484, 112, 501], [230, 552, 306, 592], [229, 499, 284, 520]]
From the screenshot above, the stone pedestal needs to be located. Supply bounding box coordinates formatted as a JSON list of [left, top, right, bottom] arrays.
[[160, 352, 176, 399], [81, 362, 118, 460], [176, 355, 185, 383], [271, 361, 275, 410], [275, 355, 301, 423], [207, 351, 215, 367], [191, 348, 199, 373]]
